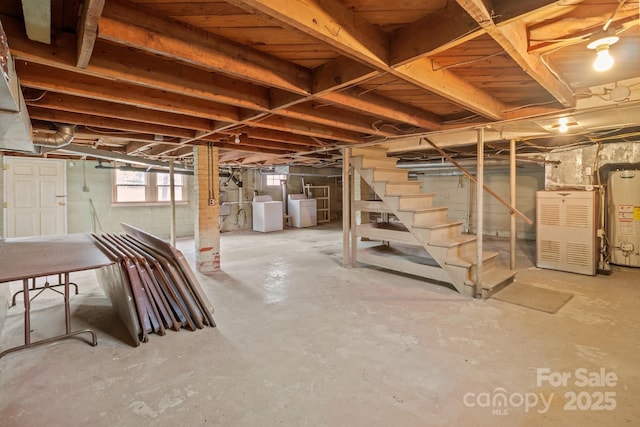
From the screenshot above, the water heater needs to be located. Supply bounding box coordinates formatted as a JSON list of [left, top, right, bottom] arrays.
[[607, 170, 640, 267]]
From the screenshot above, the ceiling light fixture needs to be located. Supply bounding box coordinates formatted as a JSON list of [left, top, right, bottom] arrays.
[[234, 134, 240, 144], [587, 32, 619, 72], [558, 117, 569, 133]]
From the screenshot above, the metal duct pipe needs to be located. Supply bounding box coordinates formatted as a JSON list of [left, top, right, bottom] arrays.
[[398, 159, 515, 170], [33, 123, 76, 148]]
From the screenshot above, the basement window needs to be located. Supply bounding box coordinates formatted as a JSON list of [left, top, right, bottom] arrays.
[[114, 170, 186, 204], [265, 174, 287, 186]]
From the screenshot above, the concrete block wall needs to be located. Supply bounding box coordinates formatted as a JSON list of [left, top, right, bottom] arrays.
[[66, 160, 195, 239], [417, 169, 543, 240], [218, 167, 342, 232]]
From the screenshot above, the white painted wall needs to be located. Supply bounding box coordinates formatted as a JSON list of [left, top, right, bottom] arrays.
[[65, 160, 195, 238], [416, 168, 543, 239]]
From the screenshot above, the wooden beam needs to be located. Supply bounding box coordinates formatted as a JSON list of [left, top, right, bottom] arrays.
[[26, 91, 217, 131], [126, 141, 155, 155], [252, 115, 364, 144], [1, 16, 272, 112], [456, 0, 576, 108], [279, 103, 395, 137], [393, 58, 506, 121], [27, 107, 197, 139], [230, 0, 506, 121], [229, 128, 325, 147], [99, 1, 311, 94], [171, 146, 195, 158], [16, 62, 241, 123], [76, 0, 105, 68], [4, 15, 439, 136], [312, 56, 379, 95], [390, 2, 482, 66], [229, 0, 389, 67], [320, 86, 441, 131]]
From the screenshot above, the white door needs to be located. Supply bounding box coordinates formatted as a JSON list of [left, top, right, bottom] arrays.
[[4, 157, 67, 237]]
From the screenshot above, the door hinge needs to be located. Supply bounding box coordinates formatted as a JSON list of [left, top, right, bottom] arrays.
[[2, 202, 7, 208], [2, 164, 9, 170]]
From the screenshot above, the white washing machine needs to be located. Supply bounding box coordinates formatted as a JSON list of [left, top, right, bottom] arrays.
[[288, 194, 317, 228], [252, 195, 283, 232]]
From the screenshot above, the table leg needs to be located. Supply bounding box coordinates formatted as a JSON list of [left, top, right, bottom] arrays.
[[23, 278, 30, 345], [64, 272, 71, 334], [0, 274, 98, 360]]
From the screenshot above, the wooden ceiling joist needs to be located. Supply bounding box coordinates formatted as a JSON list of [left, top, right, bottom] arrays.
[[98, 1, 311, 94], [26, 92, 217, 132], [455, 0, 576, 108], [28, 107, 198, 139]]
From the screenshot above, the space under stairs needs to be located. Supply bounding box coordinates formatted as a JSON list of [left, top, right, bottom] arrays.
[[350, 146, 516, 299]]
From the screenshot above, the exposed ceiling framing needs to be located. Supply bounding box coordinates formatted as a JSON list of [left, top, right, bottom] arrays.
[[1, 0, 639, 167]]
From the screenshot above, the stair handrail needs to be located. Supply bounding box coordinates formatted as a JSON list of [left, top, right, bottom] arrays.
[[421, 137, 534, 225]]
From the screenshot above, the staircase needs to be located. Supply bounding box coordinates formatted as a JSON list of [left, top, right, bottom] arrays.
[[350, 146, 516, 298]]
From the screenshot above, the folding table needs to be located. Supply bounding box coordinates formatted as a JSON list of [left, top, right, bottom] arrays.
[[0, 234, 114, 359]]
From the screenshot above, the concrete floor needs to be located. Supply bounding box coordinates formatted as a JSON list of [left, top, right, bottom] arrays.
[[0, 222, 638, 426]]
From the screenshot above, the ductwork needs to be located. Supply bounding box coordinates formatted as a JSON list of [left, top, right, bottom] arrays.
[[0, 19, 34, 153], [32, 123, 76, 150]]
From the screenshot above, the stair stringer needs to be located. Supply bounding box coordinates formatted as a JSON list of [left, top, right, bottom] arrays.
[[351, 153, 478, 294]]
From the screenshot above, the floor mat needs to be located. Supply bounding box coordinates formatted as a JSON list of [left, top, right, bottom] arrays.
[[492, 283, 573, 314]]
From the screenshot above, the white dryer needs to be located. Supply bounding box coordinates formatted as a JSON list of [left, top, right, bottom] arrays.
[[288, 194, 317, 228]]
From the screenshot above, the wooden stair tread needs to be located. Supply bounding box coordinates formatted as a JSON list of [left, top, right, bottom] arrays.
[[413, 220, 464, 230], [480, 269, 517, 290], [359, 222, 408, 232], [397, 193, 436, 199], [446, 251, 499, 268], [374, 180, 420, 185], [398, 206, 447, 213], [428, 235, 476, 248], [360, 244, 440, 268]]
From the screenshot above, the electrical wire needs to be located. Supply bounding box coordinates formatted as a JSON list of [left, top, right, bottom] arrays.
[[24, 90, 48, 102], [432, 51, 505, 72]]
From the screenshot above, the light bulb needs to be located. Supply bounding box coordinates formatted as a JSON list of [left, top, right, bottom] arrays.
[[558, 117, 568, 133], [234, 134, 240, 144], [593, 46, 614, 72]]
